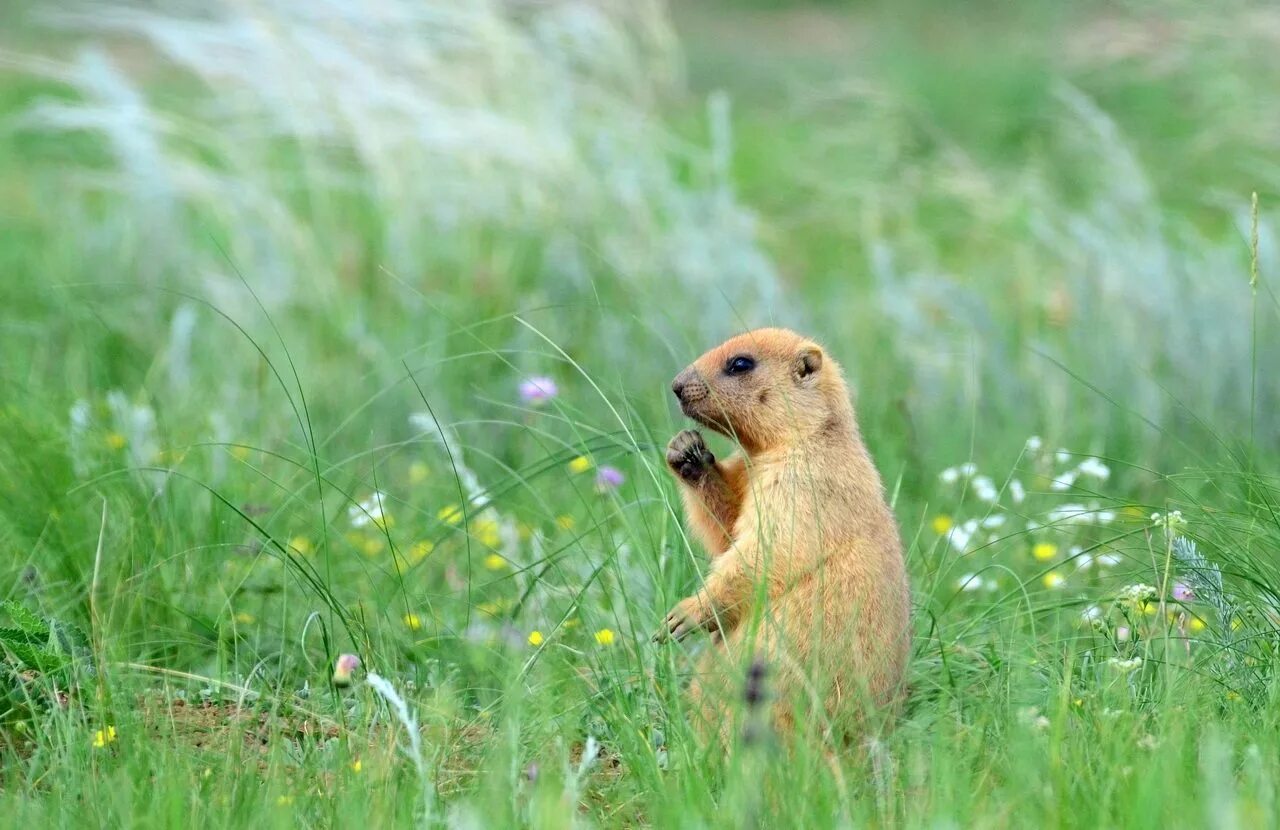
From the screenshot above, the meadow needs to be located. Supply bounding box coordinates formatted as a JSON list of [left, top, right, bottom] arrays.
[[1, 0, 1279, 826]]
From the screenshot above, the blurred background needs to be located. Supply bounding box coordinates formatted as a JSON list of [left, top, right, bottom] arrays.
[[1, 0, 1279, 823]]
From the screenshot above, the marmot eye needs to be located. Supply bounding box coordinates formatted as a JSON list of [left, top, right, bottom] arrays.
[[725, 355, 756, 376]]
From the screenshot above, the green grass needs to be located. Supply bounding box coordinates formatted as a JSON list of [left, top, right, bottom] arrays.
[[1, 1, 1280, 827]]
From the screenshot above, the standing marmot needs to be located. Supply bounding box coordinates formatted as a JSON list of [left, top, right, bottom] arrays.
[[658, 327, 910, 742]]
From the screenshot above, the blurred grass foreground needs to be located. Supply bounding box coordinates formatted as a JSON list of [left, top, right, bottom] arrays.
[[1, 0, 1280, 827]]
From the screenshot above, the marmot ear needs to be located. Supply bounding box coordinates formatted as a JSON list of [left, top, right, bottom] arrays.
[[794, 346, 822, 383]]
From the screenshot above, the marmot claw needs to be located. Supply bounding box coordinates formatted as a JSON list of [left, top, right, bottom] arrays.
[[666, 429, 715, 482]]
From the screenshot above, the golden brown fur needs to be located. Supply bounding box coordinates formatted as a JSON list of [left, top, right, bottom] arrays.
[[659, 328, 910, 743]]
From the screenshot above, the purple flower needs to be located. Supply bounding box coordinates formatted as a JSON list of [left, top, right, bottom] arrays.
[[1173, 583, 1195, 602], [518, 376, 558, 406], [332, 653, 361, 687], [595, 465, 624, 491]]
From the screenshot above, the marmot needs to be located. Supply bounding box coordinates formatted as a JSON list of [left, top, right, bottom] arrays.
[[658, 327, 910, 742]]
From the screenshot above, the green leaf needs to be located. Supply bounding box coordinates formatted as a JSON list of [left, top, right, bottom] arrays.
[[0, 600, 49, 637]]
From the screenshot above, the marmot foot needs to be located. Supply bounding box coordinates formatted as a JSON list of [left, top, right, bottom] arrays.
[[666, 429, 715, 483]]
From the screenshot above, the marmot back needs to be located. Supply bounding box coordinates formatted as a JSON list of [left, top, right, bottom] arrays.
[[659, 327, 911, 743]]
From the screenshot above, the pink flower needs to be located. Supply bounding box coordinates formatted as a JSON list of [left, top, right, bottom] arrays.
[[1115, 626, 1131, 643], [1172, 583, 1195, 602], [518, 376, 558, 406], [333, 653, 361, 687], [595, 466, 624, 491]]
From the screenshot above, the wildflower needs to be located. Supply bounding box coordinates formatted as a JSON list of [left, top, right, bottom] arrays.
[[92, 726, 117, 748], [518, 376, 558, 406], [1107, 656, 1143, 673], [234, 612, 255, 625], [409, 462, 430, 484], [1049, 470, 1078, 491], [351, 759, 363, 774], [473, 518, 501, 548], [1080, 605, 1103, 623], [939, 467, 960, 484], [957, 573, 983, 592], [594, 628, 615, 646], [1115, 625, 1132, 642], [360, 537, 384, 557], [595, 466, 624, 491], [349, 492, 392, 530], [931, 515, 954, 534], [106, 432, 127, 450], [528, 630, 545, 647], [945, 519, 979, 553], [1150, 510, 1186, 529], [971, 475, 998, 503], [1226, 691, 1241, 702], [1096, 553, 1121, 568], [1047, 504, 1092, 524], [1025, 436, 1043, 452], [959, 462, 977, 477], [1095, 510, 1116, 524], [438, 504, 463, 526], [980, 514, 1006, 529], [409, 540, 434, 563], [568, 456, 592, 474], [403, 613, 423, 631], [556, 515, 575, 531], [1076, 458, 1111, 481], [483, 553, 508, 571], [1172, 583, 1195, 602], [1032, 542, 1058, 562], [1009, 479, 1026, 504], [288, 536, 313, 556], [1055, 449, 1071, 464], [276, 796, 294, 807], [1042, 571, 1066, 590], [333, 653, 360, 687]]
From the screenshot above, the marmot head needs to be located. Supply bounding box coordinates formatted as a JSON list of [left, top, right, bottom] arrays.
[[671, 328, 854, 454]]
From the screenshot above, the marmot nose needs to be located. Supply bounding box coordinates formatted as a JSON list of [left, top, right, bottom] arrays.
[[671, 369, 693, 403]]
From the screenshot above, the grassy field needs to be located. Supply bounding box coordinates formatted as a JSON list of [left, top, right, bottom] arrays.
[[1, 0, 1279, 826]]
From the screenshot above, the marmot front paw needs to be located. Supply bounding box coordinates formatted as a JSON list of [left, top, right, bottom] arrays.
[[655, 595, 717, 643], [666, 429, 715, 482]]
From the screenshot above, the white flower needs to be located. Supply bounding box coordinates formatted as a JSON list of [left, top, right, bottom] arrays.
[[1151, 510, 1186, 529], [1076, 457, 1111, 481], [947, 519, 980, 553], [1118, 584, 1158, 605], [1055, 449, 1072, 464], [1009, 479, 1026, 504], [408, 412, 437, 434], [1072, 547, 1091, 570], [1095, 553, 1121, 568], [1050, 470, 1078, 491], [349, 491, 390, 529], [971, 475, 998, 503], [957, 573, 983, 592], [1081, 605, 1103, 622], [939, 467, 960, 484], [981, 514, 1006, 529], [1107, 656, 1143, 673], [983, 578, 999, 592], [1047, 503, 1092, 524], [1025, 436, 1043, 452], [959, 462, 978, 478], [1096, 510, 1116, 524], [1025, 520, 1041, 532]]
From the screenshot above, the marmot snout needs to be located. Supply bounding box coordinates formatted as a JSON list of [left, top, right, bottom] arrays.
[[659, 327, 911, 743]]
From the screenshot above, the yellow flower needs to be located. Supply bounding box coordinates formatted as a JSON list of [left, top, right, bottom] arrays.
[[568, 456, 592, 474], [288, 536, 314, 556], [563, 618, 580, 630], [234, 612, 255, 625], [409, 462, 430, 484], [409, 540, 434, 563], [1189, 617, 1206, 633], [361, 537, 384, 557], [350, 759, 363, 774], [1141, 601, 1158, 616], [1042, 571, 1065, 590], [473, 518, 501, 548], [594, 628, 615, 646], [438, 505, 463, 526], [105, 432, 127, 450], [556, 515, 575, 531], [231, 445, 251, 461], [528, 630, 545, 647], [931, 515, 953, 534], [276, 795, 294, 807], [483, 553, 508, 571], [1226, 690, 1242, 702], [1231, 617, 1243, 631], [1032, 542, 1058, 562], [403, 613, 423, 631], [92, 726, 117, 748]]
